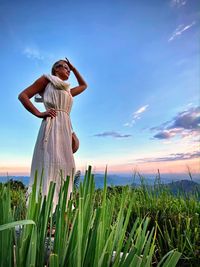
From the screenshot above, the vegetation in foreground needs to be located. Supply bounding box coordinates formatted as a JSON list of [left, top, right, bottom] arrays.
[[0, 166, 199, 266]]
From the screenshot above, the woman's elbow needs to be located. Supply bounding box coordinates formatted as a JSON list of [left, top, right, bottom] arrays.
[[18, 92, 26, 102], [18, 93, 23, 101]]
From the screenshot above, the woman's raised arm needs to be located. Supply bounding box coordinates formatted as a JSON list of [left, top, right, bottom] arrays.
[[65, 58, 87, 97]]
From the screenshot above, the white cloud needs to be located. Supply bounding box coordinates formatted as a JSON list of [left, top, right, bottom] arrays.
[[124, 105, 149, 127], [123, 122, 134, 127], [168, 21, 196, 42], [133, 105, 149, 119], [170, 0, 187, 8], [23, 46, 44, 60]]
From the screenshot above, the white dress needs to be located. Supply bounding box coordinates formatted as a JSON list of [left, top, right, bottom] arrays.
[[28, 74, 76, 211]]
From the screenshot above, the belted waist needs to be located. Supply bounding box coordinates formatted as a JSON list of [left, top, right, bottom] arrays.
[[55, 108, 70, 115], [43, 109, 71, 144]]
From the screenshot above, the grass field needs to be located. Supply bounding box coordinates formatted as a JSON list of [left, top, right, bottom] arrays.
[[0, 166, 199, 266]]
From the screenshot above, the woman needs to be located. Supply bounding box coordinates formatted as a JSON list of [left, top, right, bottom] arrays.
[[18, 58, 87, 210]]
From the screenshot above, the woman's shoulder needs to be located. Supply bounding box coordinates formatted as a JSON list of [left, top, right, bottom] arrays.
[[42, 74, 70, 91], [32, 75, 50, 89], [42, 74, 59, 86], [40, 74, 51, 83]]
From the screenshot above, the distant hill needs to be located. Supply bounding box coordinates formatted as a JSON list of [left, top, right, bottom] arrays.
[[0, 174, 199, 191], [165, 180, 200, 194], [131, 179, 200, 195]]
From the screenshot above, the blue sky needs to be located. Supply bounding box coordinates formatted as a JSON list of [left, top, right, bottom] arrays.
[[0, 0, 199, 176]]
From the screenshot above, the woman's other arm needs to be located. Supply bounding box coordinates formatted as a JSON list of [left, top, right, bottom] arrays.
[[18, 76, 56, 118]]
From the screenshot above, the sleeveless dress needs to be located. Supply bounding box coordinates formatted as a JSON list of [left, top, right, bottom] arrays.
[[28, 74, 76, 211]]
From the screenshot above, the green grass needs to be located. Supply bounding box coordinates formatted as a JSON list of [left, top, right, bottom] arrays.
[[100, 183, 200, 266], [1, 166, 199, 266]]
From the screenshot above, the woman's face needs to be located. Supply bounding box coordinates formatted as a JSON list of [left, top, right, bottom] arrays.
[[54, 61, 71, 80]]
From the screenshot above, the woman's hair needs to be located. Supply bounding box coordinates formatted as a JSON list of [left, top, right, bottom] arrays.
[[51, 59, 68, 75]]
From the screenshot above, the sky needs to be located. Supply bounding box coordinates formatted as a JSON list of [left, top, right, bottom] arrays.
[[0, 0, 199, 176]]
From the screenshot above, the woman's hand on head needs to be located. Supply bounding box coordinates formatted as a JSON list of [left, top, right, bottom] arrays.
[[65, 57, 75, 71], [38, 108, 57, 119]]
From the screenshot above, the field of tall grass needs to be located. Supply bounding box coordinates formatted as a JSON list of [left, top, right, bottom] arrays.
[[0, 166, 199, 266]]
